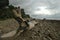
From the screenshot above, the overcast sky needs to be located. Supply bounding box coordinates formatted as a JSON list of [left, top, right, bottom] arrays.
[[9, 0, 60, 20]]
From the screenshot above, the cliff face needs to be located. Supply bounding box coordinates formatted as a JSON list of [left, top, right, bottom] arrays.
[[0, 0, 9, 8]]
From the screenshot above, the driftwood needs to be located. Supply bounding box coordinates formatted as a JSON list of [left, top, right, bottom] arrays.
[[0, 9, 38, 38]]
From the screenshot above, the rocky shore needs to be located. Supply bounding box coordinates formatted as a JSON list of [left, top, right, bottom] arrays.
[[0, 19, 60, 40]]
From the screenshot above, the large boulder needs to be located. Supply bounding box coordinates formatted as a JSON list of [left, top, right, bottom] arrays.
[[0, 0, 9, 8]]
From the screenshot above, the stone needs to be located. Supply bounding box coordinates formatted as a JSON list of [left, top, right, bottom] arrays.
[[0, 0, 9, 8]]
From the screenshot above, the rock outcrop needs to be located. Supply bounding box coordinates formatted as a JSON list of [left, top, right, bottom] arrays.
[[0, 0, 9, 8]]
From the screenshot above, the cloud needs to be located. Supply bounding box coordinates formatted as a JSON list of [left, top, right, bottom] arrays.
[[9, 0, 60, 20]]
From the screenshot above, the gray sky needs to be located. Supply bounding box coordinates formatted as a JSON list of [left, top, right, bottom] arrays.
[[9, 0, 60, 20]]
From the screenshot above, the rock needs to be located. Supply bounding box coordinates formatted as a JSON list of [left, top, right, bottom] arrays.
[[0, 0, 9, 8], [1, 30, 16, 38]]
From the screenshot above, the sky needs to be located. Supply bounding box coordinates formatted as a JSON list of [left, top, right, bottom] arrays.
[[9, 0, 60, 20]]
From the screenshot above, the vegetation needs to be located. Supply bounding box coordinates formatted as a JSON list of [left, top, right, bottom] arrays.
[[0, 6, 30, 20], [0, 0, 30, 20], [0, 8, 15, 20], [21, 9, 30, 18], [8, 5, 15, 9]]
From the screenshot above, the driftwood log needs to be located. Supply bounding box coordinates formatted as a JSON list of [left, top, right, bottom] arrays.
[[0, 9, 38, 38]]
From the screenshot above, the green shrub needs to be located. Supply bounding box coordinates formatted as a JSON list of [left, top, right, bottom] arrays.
[[0, 8, 15, 20], [21, 9, 30, 18]]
